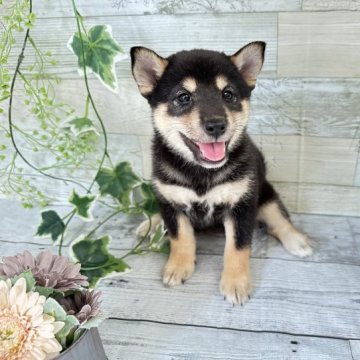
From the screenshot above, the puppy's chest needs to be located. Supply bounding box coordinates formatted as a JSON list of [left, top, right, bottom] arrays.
[[184, 201, 225, 229], [154, 176, 251, 227]]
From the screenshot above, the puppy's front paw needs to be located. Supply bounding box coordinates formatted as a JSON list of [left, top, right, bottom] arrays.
[[282, 231, 313, 258], [163, 257, 195, 287], [220, 271, 252, 306]]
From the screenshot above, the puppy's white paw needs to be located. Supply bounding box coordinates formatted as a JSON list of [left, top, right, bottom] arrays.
[[220, 271, 252, 306], [282, 231, 313, 258], [163, 257, 195, 287]]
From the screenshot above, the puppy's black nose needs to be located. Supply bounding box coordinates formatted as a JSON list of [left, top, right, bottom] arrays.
[[204, 118, 227, 138]]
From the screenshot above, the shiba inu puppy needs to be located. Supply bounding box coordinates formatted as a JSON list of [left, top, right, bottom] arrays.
[[131, 42, 312, 305]]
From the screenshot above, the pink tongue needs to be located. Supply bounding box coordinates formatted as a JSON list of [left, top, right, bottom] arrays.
[[196, 142, 226, 162]]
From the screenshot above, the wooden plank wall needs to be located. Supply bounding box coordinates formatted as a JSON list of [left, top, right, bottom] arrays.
[[4, 0, 360, 216]]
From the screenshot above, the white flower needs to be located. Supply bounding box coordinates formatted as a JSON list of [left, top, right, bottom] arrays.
[[0, 278, 64, 360]]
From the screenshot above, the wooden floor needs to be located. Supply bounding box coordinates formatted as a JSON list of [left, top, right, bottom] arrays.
[[1, 199, 360, 359]]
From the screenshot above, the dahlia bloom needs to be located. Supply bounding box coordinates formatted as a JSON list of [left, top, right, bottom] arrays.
[[59, 290, 102, 324], [0, 250, 88, 292], [0, 277, 64, 360]]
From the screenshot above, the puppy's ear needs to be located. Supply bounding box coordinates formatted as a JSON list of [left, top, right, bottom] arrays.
[[130, 47, 168, 97], [231, 42, 265, 89]]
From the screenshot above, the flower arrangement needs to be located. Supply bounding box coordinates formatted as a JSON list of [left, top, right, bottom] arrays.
[[0, 250, 104, 360]]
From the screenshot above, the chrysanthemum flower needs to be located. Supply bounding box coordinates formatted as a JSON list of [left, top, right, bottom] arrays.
[[59, 290, 102, 324], [0, 277, 64, 360], [0, 250, 88, 292]]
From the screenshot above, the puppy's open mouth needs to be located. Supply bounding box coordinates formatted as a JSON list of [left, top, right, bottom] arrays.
[[180, 133, 227, 163]]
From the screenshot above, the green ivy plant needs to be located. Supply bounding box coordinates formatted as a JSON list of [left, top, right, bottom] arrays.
[[2, 0, 168, 287]]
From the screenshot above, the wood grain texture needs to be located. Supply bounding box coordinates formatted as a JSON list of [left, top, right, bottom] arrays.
[[2, 235, 360, 341], [98, 319, 353, 360], [96, 254, 360, 339], [0, 131, 144, 180], [276, 182, 360, 217], [350, 340, 360, 359], [33, 0, 300, 18], [139, 134, 359, 185], [354, 154, 360, 186], [9, 13, 277, 79], [2, 171, 360, 216], [302, 0, 360, 11], [10, 77, 360, 139], [252, 78, 360, 138], [1, 200, 359, 265], [278, 11, 360, 77], [1, 202, 359, 357]]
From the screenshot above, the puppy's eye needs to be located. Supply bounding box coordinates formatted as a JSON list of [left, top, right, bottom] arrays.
[[222, 89, 234, 101], [178, 92, 191, 104]]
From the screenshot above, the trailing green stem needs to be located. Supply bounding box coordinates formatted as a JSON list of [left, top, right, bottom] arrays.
[[71, 0, 111, 193]]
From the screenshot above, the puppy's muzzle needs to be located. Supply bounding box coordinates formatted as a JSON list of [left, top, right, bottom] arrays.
[[204, 118, 227, 139]]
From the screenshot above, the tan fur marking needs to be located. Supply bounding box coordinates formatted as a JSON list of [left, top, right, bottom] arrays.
[[257, 202, 312, 257], [182, 77, 197, 93], [154, 177, 251, 209], [215, 75, 228, 91], [163, 214, 196, 287], [227, 99, 250, 151], [153, 104, 207, 164], [220, 217, 251, 305]]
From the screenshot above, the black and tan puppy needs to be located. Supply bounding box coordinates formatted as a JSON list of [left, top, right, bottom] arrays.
[[131, 42, 312, 305]]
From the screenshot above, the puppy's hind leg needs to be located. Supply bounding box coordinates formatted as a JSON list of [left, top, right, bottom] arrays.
[[136, 213, 162, 238], [257, 182, 312, 257]]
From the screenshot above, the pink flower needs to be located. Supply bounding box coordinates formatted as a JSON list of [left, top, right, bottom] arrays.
[[0, 251, 88, 291], [59, 290, 102, 324]]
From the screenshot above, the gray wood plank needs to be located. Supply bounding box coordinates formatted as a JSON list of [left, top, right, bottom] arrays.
[[0, 131, 144, 179], [33, 0, 300, 18], [302, 0, 360, 11], [2, 239, 360, 339], [139, 133, 359, 184], [348, 217, 360, 236], [99, 319, 352, 360], [9, 77, 360, 139], [278, 12, 360, 77], [96, 254, 360, 339], [275, 182, 360, 217], [354, 154, 360, 187], [9, 13, 277, 78], [0, 200, 141, 248], [1, 200, 359, 265], [252, 78, 360, 138], [350, 340, 360, 359]]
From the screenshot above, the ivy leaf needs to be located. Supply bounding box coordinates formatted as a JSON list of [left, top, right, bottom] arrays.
[[95, 162, 140, 207], [149, 224, 169, 254], [67, 25, 126, 92], [140, 182, 160, 215], [69, 117, 99, 136], [69, 235, 131, 288], [11, 270, 36, 292], [36, 210, 65, 242], [69, 190, 96, 221]]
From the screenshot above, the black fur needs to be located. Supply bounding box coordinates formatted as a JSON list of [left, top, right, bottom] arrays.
[[152, 129, 282, 247], [131, 45, 287, 249]]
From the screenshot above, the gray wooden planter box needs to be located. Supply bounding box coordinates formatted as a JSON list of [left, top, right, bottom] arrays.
[[56, 328, 107, 360]]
